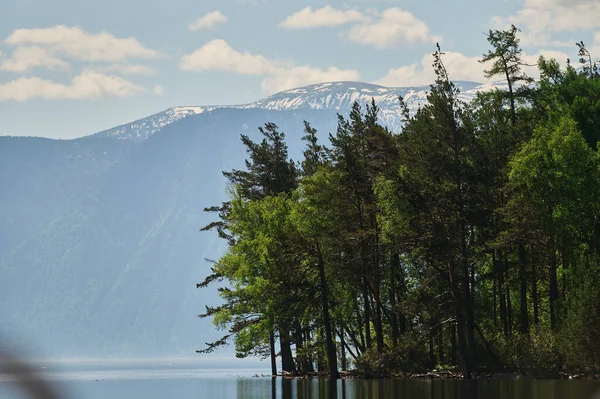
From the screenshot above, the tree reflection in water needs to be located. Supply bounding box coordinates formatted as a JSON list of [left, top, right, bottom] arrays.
[[249, 377, 600, 399]]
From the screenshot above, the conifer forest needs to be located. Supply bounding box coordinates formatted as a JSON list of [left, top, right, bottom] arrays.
[[197, 25, 600, 379]]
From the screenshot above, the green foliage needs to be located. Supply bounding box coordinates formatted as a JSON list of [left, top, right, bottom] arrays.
[[558, 252, 600, 372], [509, 117, 599, 249], [492, 328, 560, 374], [199, 27, 600, 378], [355, 334, 431, 378], [480, 25, 532, 86]]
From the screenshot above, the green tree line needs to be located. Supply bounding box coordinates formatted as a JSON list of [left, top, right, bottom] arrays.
[[197, 26, 600, 379]]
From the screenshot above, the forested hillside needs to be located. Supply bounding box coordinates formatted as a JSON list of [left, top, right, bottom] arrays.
[[198, 26, 600, 378]]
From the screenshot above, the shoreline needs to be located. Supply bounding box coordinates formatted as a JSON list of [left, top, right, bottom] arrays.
[[272, 370, 600, 381]]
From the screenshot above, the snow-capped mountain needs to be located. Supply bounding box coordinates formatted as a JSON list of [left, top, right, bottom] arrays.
[[89, 106, 217, 142], [91, 80, 508, 142]]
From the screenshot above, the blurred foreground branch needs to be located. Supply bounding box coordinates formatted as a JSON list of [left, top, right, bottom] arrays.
[[0, 346, 61, 399]]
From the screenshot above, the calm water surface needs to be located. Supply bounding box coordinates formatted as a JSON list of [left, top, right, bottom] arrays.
[[1, 360, 600, 399]]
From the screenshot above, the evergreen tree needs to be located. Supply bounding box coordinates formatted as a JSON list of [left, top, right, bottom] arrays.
[[198, 122, 298, 374]]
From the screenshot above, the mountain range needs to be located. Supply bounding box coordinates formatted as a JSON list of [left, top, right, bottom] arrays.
[[0, 80, 503, 358]]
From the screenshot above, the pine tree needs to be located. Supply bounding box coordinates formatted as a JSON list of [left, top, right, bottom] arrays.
[[480, 25, 536, 335], [393, 44, 481, 377], [198, 122, 299, 375]]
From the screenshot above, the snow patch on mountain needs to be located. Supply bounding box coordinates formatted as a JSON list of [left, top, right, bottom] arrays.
[[90, 80, 509, 141], [91, 106, 214, 142]]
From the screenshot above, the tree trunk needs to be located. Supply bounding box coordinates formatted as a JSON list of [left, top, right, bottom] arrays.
[[390, 252, 400, 346], [399, 309, 407, 335], [549, 235, 559, 330], [269, 331, 277, 376], [505, 255, 513, 336], [340, 331, 347, 371], [429, 327, 435, 368], [461, 225, 476, 371], [355, 302, 366, 350], [450, 323, 457, 366], [561, 247, 567, 318], [358, 210, 372, 350], [449, 258, 473, 378], [280, 330, 297, 375], [493, 251, 497, 327], [304, 326, 314, 373], [499, 253, 508, 337], [518, 243, 529, 334], [373, 235, 384, 353], [438, 322, 445, 365], [362, 274, 372, 349], [504, 62, 516, 127], [317, 243, 339, 379], [470, 255, 476, 305], [339, 326, 360, 361], [293, 321, 311, 375], [463, 269, 476, 372], [531, 245, 539, 324]]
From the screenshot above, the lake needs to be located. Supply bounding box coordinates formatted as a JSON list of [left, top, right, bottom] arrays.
[[1, 359, 600, 399]]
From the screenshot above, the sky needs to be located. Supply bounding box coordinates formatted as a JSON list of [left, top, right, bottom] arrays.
[[1, 0, 598, 139]]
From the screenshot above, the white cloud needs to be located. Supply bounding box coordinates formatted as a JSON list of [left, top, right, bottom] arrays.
[[0, 46, 70, 72], [181, 39, 360, 94], [5, 25, 160, 62], [152, 85, 165, 95], [375, 64, 433, 87], [188, 11, 228, 31], [524, 50, 570, 67], [0, 26, 161, 101], [279, 6, 367, 29], [375, 49, 570, 87], [180, 39, 286, 74], [346, 8, 439, 49], [0, 71, 146, 102], [375, 52, 485, 87], [261, 66, 360, 94], [491, 0, 600, 44], [488, 20, 576, 48], [102, 63, 156, 75]]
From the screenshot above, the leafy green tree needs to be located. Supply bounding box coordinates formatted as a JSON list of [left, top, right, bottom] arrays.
[[509, 117, 600, 330], [198, 122, 299, 374], [536, 55, 600, 149]]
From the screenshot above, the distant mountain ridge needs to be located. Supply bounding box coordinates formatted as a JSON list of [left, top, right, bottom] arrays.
[[90, 80, 507, 142]]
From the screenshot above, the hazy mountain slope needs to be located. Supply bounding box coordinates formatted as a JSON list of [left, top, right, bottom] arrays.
[[0, 108, 339, 357], [0, 137, 137, 257]]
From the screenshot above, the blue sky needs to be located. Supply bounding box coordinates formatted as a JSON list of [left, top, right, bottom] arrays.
[[1, 0, 598, 139]]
